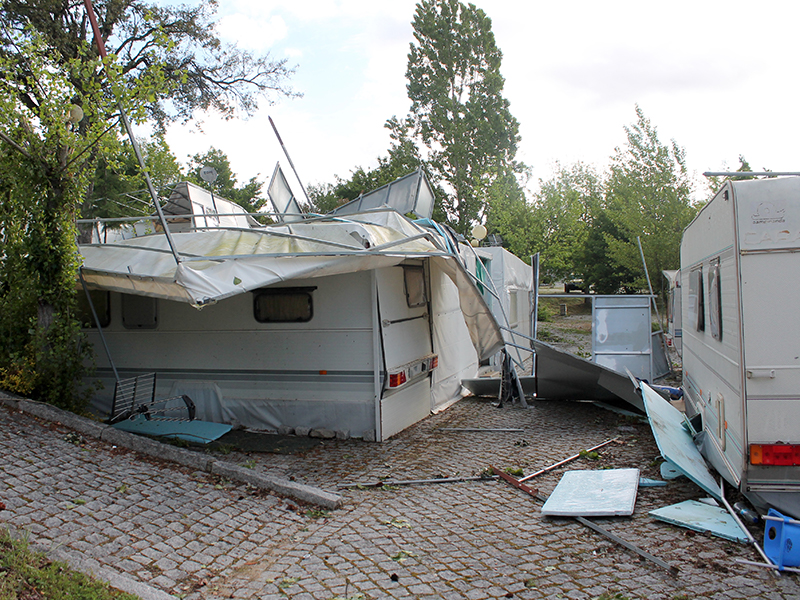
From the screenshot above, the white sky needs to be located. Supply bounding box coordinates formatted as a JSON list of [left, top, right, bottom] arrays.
[[164, 0, 800, 201]]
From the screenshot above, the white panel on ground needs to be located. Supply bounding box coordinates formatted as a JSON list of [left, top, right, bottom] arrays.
[[541, 468, 640, 517]]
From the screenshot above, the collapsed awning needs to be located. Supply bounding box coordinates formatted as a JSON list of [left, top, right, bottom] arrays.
[[78, 209, 504, 360]]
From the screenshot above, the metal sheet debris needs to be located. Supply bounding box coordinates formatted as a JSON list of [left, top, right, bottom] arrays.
[[660, 461, 683, 479], [493, 466, 677, 576], [112, 415, 232, 444], [533, 340, 645, 412], [638, 478, 667, 487], [650, 499, 749, 542], [640, 381, 722, 500], [541, 468, 640, 517]]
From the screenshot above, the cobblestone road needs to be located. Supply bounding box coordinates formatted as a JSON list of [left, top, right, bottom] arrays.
[[2, 398, 798, 599]]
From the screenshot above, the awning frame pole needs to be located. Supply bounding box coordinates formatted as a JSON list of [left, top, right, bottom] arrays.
[[82, 0, 181, 267], [79, 268, 119, 382]]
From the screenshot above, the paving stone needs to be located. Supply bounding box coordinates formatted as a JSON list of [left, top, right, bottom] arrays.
[[3, 400, 800, 600]]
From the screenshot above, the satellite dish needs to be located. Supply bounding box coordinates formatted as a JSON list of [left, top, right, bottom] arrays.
[[200, 166, 218, 184], [471, 224, 487, 241]]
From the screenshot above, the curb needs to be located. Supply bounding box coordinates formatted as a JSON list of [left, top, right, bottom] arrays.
[[0, 394, 343, 510], [3, 523, 177, 600]]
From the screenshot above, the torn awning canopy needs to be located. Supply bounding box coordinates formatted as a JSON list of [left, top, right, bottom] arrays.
[[78, 209, 504, 360]]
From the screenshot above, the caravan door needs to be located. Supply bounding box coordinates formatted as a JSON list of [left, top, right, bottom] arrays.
[[376, 263, 434, 440]]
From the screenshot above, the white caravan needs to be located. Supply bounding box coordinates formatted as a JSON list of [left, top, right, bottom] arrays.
[[474, 246, 533, 370], [78, 177, 505, 441], [680, 176, 800, 517]]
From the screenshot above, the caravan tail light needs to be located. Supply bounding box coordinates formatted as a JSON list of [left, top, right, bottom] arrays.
[[750, 444, 800, 466], [389, 372, 407, 388], [387, 354, 438, 389]]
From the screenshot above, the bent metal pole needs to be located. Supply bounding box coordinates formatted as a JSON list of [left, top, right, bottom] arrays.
[[82, 0, 181, 267]]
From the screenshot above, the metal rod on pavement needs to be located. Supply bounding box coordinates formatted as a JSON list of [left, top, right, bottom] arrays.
[[575, 515, 678, 576], [439, 428, 524, 433], [339, 475, 497, 488], [719, 477, 779, 576], [518, 438, 619, 483], [734, 558, 800, 574]]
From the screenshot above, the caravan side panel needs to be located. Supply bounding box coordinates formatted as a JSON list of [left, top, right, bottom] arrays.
[[734, 178, 800, 500], [681, 184, 746, 484], [87, 271, 377, 436]]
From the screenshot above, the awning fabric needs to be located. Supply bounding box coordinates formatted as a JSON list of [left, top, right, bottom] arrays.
[[79, 209, 504, 360]]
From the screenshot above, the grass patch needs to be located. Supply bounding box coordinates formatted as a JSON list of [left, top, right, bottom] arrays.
[[0, 528, 139, 600]]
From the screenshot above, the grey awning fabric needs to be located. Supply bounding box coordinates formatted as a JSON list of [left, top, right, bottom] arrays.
[[78, 209, 504, 360]]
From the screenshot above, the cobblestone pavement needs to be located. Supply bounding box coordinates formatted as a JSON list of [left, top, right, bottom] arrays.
[[2, 398, 798, 600]]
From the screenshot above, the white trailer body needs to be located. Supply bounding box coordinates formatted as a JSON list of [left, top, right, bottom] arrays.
[[474, 247, 533, 368], [681, 177, 800, 516], [79, 198, 504, 442]]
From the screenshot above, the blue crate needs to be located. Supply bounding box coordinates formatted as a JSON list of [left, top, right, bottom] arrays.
[[764, 508, 800, 569]]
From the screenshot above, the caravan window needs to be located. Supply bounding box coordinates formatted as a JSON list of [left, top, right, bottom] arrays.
[[122, 294, 158, 329], [509, 290, 519, 326], [689, 267, 705, 332], [709, 258, 722, 341], [253, 287, 314, 322], [77, 290, 110, 328], [403, 265, 427, 308]]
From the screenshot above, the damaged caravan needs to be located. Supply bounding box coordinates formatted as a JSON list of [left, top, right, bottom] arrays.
[[77, 172, 505, 441], [680, 176, 800, 518]]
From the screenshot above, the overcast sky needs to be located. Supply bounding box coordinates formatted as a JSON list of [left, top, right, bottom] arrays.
[[164, 0, 800, 201]]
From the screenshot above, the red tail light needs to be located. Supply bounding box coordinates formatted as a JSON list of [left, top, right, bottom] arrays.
[[389, 372, 407, 388], [750, 444, 800, 466]]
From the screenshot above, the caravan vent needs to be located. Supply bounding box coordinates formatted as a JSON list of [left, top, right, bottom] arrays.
[[751, 444, 800, 466]]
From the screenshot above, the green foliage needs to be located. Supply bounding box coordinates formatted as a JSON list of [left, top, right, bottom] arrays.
[[530, 162, 600, 283], [0, 527, 139, 600], [482, 168, 535, 258], [82, 133, 183, 241], [0, 1, 296, 410], [186, 147, 267, 217], [403, 0, 523, 235], [576, 209, 639, 294], [0, 30, 102, 410], [599, 106, 699, 292]]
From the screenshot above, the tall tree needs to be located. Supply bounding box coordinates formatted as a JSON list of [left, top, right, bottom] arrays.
[[598, 106, 698, 292], [0, 0, 297, 409], [402, 0, 522, 235]]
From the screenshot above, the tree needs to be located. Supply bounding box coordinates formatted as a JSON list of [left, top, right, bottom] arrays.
[[402, 0, 523, 235], [482, 168, 535, 258], [0, 0, 297, 410], [600, 106, 699, 292], [186, 147, 266, 215], [529, 163, 600, 284], [89, 134, 183, 222]]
